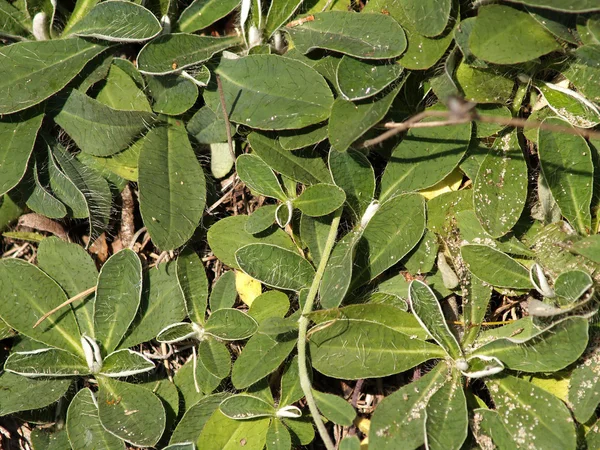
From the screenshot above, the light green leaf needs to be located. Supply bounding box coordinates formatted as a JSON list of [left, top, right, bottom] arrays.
[[205, 308, 258, 340], [474, 316, 588, 372], [403, 229, 439, 275], [236, 154, 287, 201], [5, 348, 87, 377], [537, 82, 600, 128], [336, 56, 403, 101], [210, 271, 237, 311], [569, 329, 600, 423], [248, 132, 331, 184], [425, 372, 468, 450], [460, 244, 531, 289], [409, 280, 462, 359], [455, 62, 514, 104], [309, 319, 445, 379], [380, 119, 471, 201], [486, 374, 576, 449], [53, 89, 155, 157], [563, 45, 600, 103], [0, 259, 82, 357], [287, 11, 406, 59], [0, 110, 44, 196], [0, 38, 106, 114], [220, 394, 275, 420], [328, 149, 375, 219], [170, 393, 229, 445], [328, 81, 402, 152], [96, 63, 152, 112], [538, 118, 594, 234], [0, 372, 71, 416], [474, 105, 513, 138], [461, 274, 492, 346], [401, 0, 451, 37], [147, 74, 198, 116], [471, 408, 515, 449], [236, 244, 314, 291], [369, 362, 449, 450], [198, 339, 231, 379], [293, 184, 345, 217], [245, 205, 278, 234], [100, 349, 155, 377], [571, 235, 600, 264], [196, 410, 269, 450], [138, 118, 206, 250], [469, 5, 560, 64], [177, 248, 209, 325], [312, 390, 356, 426], [67, 1, 161, 42], [248, 291, 290, 325], [207, 55, 333, 130], [474, 131, 528, 238], [265, 0, 303, 36], [266, 419, 292, 450], [554, 270, 593, 301], [178, 0, 239, 33], [119, 262, 187, 348], [0, 0, 31, 38], [279, 123, 328, 150], [208, 215, 297, 268], [137, 34, 241, 75], [94, 249, 142, 353], [232, 331, 297, 389], [97, 377, 166, 447], [211, 143, 235, 179]]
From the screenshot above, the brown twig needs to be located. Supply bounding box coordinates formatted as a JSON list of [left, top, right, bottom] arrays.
[[216, 74, 236, 161], [33, 286, 97, 328], [119, 184, 135, 248]]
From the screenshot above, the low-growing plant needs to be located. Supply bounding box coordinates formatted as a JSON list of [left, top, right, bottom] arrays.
[[1, 0, 600, 449]]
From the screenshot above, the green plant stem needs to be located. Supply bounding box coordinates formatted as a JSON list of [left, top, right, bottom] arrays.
[[297, 208, 342, 450]]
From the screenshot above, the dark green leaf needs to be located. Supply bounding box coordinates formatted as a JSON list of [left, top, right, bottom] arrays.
[[178, 0, 240, 33]]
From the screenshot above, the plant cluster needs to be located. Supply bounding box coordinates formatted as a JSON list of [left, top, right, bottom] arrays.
[[1, 0, 600, 449]]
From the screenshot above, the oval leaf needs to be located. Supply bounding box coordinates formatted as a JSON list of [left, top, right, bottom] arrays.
[[293, 184, 346, 217], [205, 308, 258, 340], [460, 244, 531, 289]]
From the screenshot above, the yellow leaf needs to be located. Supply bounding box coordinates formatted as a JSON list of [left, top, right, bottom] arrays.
[[235, 270, 262, 306], [419, 168, 463, 200], [361, 437, 369, 449], [354, 416, 370, 435]]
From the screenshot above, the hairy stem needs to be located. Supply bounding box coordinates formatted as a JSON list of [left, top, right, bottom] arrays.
[[297, 208, 342, 450]]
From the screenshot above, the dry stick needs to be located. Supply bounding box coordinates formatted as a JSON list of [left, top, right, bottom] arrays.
[[216, 74, 236, 161], [33, 286, 97, 328]]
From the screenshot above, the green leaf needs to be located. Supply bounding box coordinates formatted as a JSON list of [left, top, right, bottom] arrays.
[[178, 0, 239, 33], [401, 0, 451, 37], [0, 0, 31, 38], [455, 62, 515, 104], [198, 339, 231, 379], [569, 329, 600, 422], [51, 142, 111, 242], [425, 372, 468, 450], [67, 388, 125, 450], [266, 419, 292, 450], [248, 132, 331, 184], [336, 56, 403, 101], [460, 244, 531, 289], [210, 271, 237, 311], [236, 154, 287, 201], [245, 205, 278, 234], [205, 308, 258, 340], [403, 229, 438, 275], [24, 156, 67, 219], [220, 394, 275, 420], [309, 319, 445, 379], [571, 234, 600, 264], [473, 131, 528, 238], [170, 393, 229, 444], [208, 215, 297, 268], [469, 5, 560, 65], [207, 55, 333, 130], [563, 45, 600, 104], [137, 34, 241, 75], [211, 143, 235, 179], [328, 149, 375, 219], [196, 410, 270, 450], [461, 274, 492, 346], [100, 349, 155, 377], [0, 259, 83, 357], [504, 0, 600, 12], [5, 348, 88, 377], [328, 81, 402, 152], [248, 291, 290, 325], [409, 280, 462, 359], [554, 270, 593, 301], [37, 237, 97, 336], [177, 248, 209, 325], [157, 322, 198, 343], [187, 105, 234, 145], [380, 119, 471, 201], [537, 82, 600, 128], [486, 374, 576, 449], [236, 244, 314, 291], [0, 110, 44, 196], [67, 1, 161, 42], [474, 316, 588, 372], [53, 89, 155, 157], [0, 372, 71, 416], [0, 38, 106, 114], [96, 63, 152, 112], [119, 263, 187, 348], [279, 123, 328, 150], [471, 408, 515, 449], [293, 184, 345, 217], [352, 193, 426, 284], [232, 331, 297, 389], [312, 390, 356, 426], [146, 74, 198, 116], [138, 118, 206, 251], [265, 0, 303, 36], [97, 377, 166, 448], [287, 11, 406, 59], [369, 362, 449, 450], [538, 118, 594, 234], [94, 249, 142, 353]]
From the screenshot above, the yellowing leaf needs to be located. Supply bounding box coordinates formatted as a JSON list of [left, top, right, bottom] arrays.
[[236, 270, 262, 306], [419, 168, 463, 200], [355, 416, 370, 435]]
